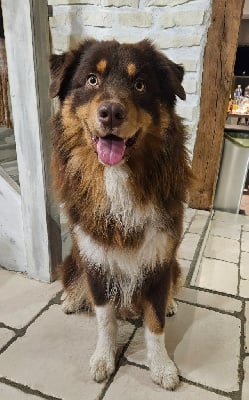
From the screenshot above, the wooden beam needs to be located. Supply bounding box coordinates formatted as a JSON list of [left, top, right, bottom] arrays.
[[189, 0, 244, 210], [2, 0, 61, 281]]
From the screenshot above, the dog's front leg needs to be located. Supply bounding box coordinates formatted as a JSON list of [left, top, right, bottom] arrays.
[[143, 270, 179, 390], [90, 302, 117, 382]]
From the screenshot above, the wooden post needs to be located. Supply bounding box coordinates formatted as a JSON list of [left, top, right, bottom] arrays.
[[189, 0, 244, 210], [2, 0, 61, 281]]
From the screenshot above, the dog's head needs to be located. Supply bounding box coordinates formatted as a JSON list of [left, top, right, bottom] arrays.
[[49, 39, 185, 166]]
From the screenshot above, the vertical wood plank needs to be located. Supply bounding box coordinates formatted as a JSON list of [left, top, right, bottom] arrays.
[[189, 0, 244, 210], [2, 0, 61, 281]]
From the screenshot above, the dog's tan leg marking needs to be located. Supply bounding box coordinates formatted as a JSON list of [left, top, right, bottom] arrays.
[[62, 278, 92, 314], [166, 299, 178, 317], [90, 303, 117, 382], [143, 301, 179, 390]]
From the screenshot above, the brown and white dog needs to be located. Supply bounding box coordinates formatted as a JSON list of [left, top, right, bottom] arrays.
[[49, 39, 193, 391]]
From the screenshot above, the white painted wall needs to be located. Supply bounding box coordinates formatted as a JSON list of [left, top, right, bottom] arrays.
[[48, 0, 212, 154], [0, 167, 27, 272]]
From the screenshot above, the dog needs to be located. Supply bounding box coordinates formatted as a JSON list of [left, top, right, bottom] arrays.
[[49, 39, 193, 391]]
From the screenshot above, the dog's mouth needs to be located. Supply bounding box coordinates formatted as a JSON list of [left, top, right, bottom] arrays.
[[91, 132, 139, 166]]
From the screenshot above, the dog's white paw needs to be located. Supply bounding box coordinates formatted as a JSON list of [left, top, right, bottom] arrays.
[[166, 299, 178, 317], [61, 297, 79, 314], [150, 359, 179, 390], [90, 350, 115, 382]]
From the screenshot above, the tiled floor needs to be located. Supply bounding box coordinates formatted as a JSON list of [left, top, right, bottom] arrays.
[[0, 209, 249, 400]]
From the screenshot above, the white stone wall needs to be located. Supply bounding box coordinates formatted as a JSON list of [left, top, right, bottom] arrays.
[[48, 0, 212, 153]]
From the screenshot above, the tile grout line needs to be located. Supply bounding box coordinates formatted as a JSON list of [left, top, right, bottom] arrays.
[[0, 291, 62, 356], [98, 325, 138, 400], [123, 359, 237, 399], [188, 284, 249, 301], [235, 299, 247, 400], [0, 377, 63, 400], [185, 210, 213, 287], [237, 225, 244, 297], [175, 298, 242, 319]]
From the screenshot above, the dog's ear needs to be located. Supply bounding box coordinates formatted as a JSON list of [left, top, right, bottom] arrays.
[[156, 52, 186, 102], [49, 39, 97, 99], [164, 58, 186, 101], [49, 51, 77, 98]]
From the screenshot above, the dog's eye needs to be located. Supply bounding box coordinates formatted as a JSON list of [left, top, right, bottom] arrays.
[[87, 74, 99, 87], [134, 79, 145, 92]]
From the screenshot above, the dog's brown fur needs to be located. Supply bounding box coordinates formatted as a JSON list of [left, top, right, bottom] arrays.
[[49, 39, 193, 389]]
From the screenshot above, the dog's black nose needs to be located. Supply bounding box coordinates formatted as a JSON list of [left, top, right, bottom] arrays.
[[98, 102, 126, 128]]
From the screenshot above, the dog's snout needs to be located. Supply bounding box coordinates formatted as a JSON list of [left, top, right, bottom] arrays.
[[98, 102, 126, 128]]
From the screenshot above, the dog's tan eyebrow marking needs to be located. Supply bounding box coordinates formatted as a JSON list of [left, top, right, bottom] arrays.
[[96, 59, 107, 73], [127, 63, 136, 76]]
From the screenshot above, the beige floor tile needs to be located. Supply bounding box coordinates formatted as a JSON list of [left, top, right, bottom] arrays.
[[176, 287, 242, 313], [241, 231, 249, 253], [240, 279, 249, 298], [241, 252, 249, 280], [0, 328, 15, 350], [184, 208, 197, 223], [179, 259, 191, 281], [188, 214, 209, 234], [104, 364, 230, 400], [126, 303, 241, 392], [178, 233, 200, 261], [209, 220, 241, 240], [0, 305, 134, 400], [0, 383, 43, 399], [194, 258, 238, 295], [204, 236, 240, 264], [213, 211, 249, 225], [244, 225, 249, 232], [0, 268, 61, 329], [242, 357, 249, 400]]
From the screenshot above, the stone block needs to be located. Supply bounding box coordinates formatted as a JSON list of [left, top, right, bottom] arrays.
[[125, 303, 241, 392], [118, 12, 153, 27], [104, 364, 230, 399], [102, 0, 139, 6], [0, 268, 61, 329], [0, 328, 15, 350], [0, 305, 134, 400], [146, 0, 189, 6]]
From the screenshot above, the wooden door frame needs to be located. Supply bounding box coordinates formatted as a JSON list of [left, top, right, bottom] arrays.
[[2, 0, 62, 281], [189, 0, 245, 210]]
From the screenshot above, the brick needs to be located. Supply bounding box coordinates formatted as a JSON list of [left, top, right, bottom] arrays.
[[159, 9, 205, 28], [156, 32, 203, 49], [176, 103, 198, 121], [146, 0, 189, 6], [79, 10, 112, 27], [51, 10, 112, 29], [118, 12, 153, 28], [183, 78, 197, 94], [48, 0, 100, 4], [158, 14, 175, 28], [102, 0, 139, 6]]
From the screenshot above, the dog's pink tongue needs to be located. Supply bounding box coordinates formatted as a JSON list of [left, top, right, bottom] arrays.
[[97, 137, 126, 165]]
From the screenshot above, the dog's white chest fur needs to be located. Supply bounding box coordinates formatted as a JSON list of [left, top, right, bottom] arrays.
[[104, 165, 150, 231], [74, 165, 169, 306]]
